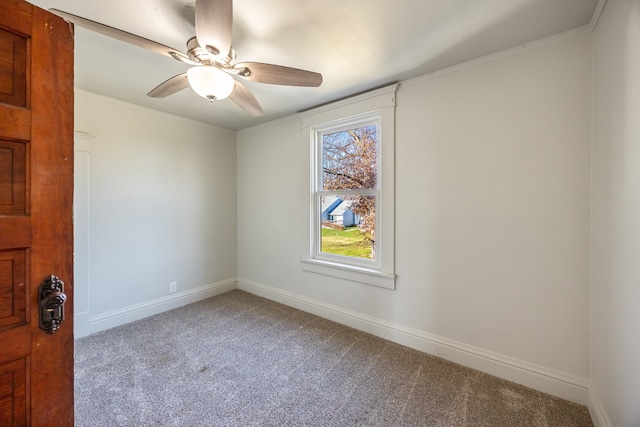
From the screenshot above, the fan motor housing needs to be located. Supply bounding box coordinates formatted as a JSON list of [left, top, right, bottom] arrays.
[[186, 36, 236, 67]]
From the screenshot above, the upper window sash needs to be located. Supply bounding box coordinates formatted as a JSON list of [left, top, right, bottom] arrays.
[[316, 115, 381, 192]]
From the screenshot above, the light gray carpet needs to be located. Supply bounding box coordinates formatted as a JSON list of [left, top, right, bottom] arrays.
[[75, 290, 593, 426]]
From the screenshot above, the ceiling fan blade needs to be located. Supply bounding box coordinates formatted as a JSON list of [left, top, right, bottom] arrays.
[[195, 0, 233, 58], [147, 73, 190, 98], [228, 81, 263, 116], [49, 9, 194, 65], [234, 62, 323, 87]]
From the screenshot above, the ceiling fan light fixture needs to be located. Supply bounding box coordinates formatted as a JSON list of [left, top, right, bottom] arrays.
[[187, 66, 235, 101], [51, 1, 321, 115]]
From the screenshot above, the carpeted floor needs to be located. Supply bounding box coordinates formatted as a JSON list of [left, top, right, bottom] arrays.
[[75, 290, 593, 426]]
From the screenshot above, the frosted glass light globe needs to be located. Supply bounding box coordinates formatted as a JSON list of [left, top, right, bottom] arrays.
[[187, 66, 235, 101]]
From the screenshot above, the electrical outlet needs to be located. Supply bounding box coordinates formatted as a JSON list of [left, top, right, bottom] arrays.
[[169, 282, 177, 293]]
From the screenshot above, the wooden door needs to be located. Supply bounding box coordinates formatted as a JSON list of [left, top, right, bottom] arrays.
[[0, 0, 74, 425]]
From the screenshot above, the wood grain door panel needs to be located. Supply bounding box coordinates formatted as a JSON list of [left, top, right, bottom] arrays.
[[0, 358, 26, 427], [0, 27, 27, 108], [0, 25, 29, 142], [0, 250, 27, 328], [0, 1, 74, 425], [0, 140, 27, 215]]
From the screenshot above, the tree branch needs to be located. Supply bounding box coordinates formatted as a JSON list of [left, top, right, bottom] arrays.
[[323, 168, 367, 188]]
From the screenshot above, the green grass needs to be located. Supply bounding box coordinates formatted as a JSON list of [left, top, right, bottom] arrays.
[[321, 226, 373, 259]]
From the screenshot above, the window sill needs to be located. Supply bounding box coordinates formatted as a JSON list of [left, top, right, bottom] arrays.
[[300, 258, 396, 290]]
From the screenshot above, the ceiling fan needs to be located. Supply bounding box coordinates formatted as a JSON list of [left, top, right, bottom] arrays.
[[50, 0, 323, 116]]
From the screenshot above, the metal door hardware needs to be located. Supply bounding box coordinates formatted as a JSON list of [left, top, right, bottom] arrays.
[[38, 275, 67, 334]]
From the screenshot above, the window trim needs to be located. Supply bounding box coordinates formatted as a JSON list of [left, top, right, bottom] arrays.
[[300, 84, 397, 289]]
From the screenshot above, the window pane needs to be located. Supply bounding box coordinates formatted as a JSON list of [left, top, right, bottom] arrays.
[[322, 125, 377, 190], [320, 195, 375, 260]]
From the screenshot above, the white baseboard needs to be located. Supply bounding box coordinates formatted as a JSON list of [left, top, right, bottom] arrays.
[[78, 279, 236, 338], [587, 385, 612, 427], [237, 278, 591, 406]]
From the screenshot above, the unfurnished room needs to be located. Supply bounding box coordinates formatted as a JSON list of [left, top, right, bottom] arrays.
[[1, 0, 638, 425]]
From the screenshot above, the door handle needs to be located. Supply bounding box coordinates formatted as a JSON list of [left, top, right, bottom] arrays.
[[39, 275, 67, 334]]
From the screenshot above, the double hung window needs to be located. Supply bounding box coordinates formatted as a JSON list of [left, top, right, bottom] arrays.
[[315, 116, 379, 265], [300, 85, 397, 289]]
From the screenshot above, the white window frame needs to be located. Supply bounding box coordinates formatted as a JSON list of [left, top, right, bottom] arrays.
[[300, 84, 397, 289], [313, 113, 381, 269]]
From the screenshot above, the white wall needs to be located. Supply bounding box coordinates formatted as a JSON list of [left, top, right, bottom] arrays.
[[237, 34, 592, 403], [74, 91, 237, 337], [591, 0, 640, 426]]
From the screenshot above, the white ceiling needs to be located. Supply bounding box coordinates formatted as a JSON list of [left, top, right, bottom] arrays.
[[26, 0, 601, 131]]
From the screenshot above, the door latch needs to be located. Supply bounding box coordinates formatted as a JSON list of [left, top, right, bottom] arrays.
[[38, 275, 67, 334]]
